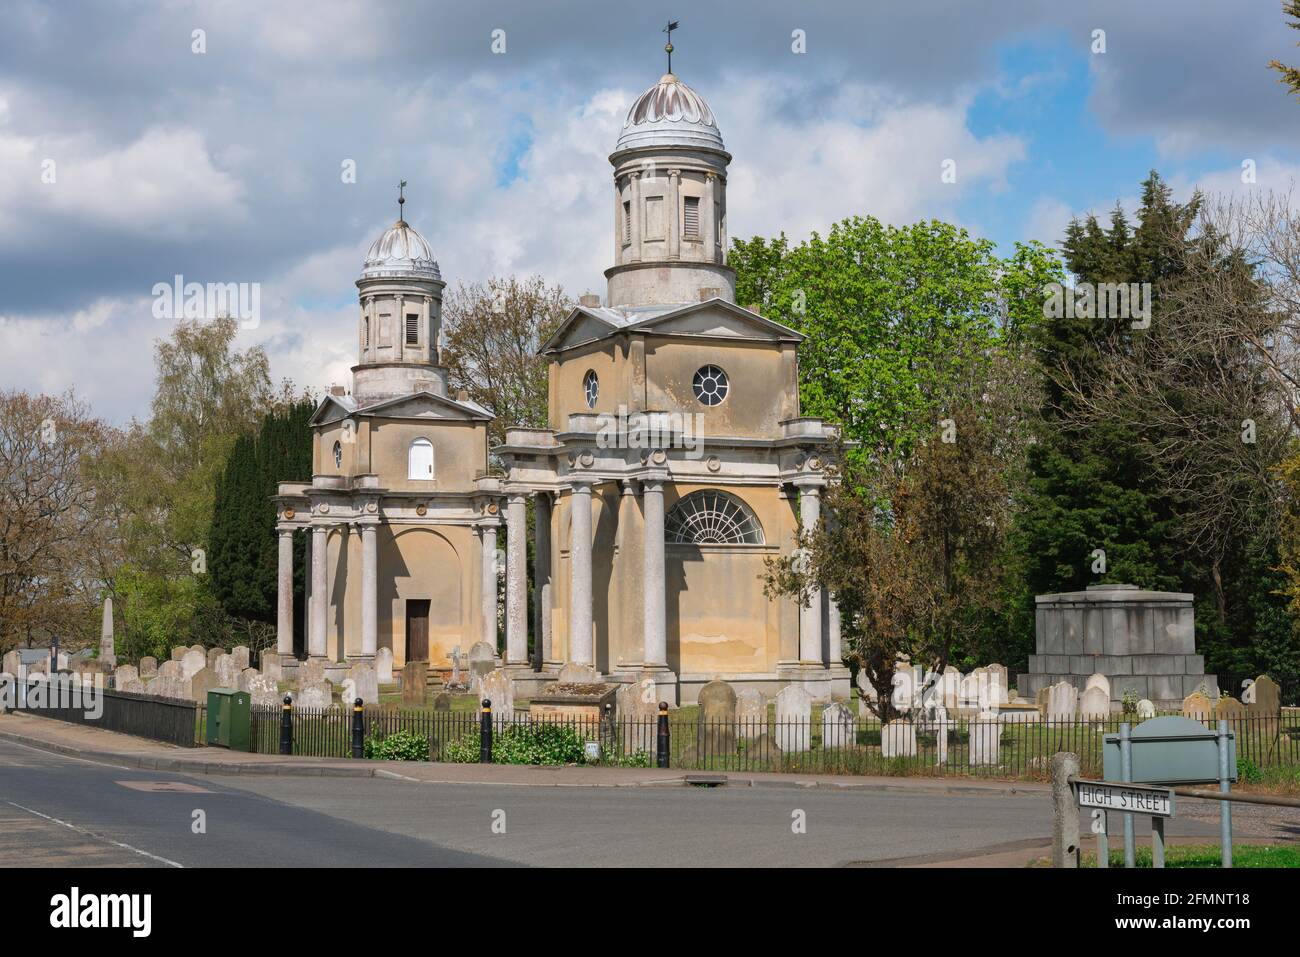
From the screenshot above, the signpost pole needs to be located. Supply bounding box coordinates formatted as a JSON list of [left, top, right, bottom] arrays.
[[1151, 816, 1165, 868], [1119, 722, 1135, 868], [1096, 811, 1109, 868], [1217, 718, 1233, 869]]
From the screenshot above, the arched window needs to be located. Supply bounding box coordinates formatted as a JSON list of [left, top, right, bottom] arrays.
[[665, 490, 764, 545], [408, 438, 434, 480], [583, 369, 599, 408], [332, 441, 343, 469]]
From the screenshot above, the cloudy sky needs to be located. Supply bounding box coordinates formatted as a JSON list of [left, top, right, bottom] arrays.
[[2, 0, 1298, 424]]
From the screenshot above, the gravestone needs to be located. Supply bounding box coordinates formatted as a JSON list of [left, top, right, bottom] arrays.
[[295, 682, 332, 710], [1046, 681, 1078, 720], [118, 677, 145, 695], [214, 654, 241, 689], [190, 667, 220, 703], [375, 647, 394, 684], [28, 658, 48, 675], [480, 669, 514, 721], [1215, 695, 1246, 731], [773, 683, 811, 752], [180, 649, 206, 680], [189, 643, 205, 656], [881, 720, 917, 758], [346, 661, 379, 705], [401, 661, 427, 706], [261, 655, 282, 681], [206, 647, 223, 670], [245, 673, 279, 708], [146, 675, 192, 700], [341, 678, 357, 707], [968, 717, 1002, 767], [1035, 685, 1050, 716], [957, 672, 985, 715], [231, 646, 250, 670], [1182, 691, 1212, 719], [1248, 675, 1280, 715], [557, 662, 599, 686], [734, 688, 766, 741], [1079, 686, 1110, 720], [893, 663, 917, 712], [298, 658, 327, 687], [2, 650, 22, 676], [113, 665, 138, 689], [987, 664, 1010, 705], [138, 656, 158, 677], [941, 666, 961, 710], [616, 675, 659, 755], [855, 670, 878, 702], [158, 660, 183, 679], [468, 641, 498, 690], [170, 647, 186, 662], [698, 679, 738, 755], [821, 701, 854, 748], [749, 733, 783, 763], [1085, 673, 1111, 699], [1137, 698, 1156, 719], [432, 692, 451, 711], [237, 668, 259, 692]]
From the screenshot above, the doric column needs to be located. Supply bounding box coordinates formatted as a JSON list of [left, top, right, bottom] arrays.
[[360, 521, 377, 660], [276, 526, 294, 657], [481, 522, 499, 649], [505, 493, 528, 665], [828, 595, 842, 667], [533, 492, 553, 668], [309, 524, 328, 659], [629, 171, 643, 263], [667, 169, 681, 261], [703, 173, 717, 262], [568, 480, 594, 666], [642, 477, 667, 667], [796, 483, 822, 663]]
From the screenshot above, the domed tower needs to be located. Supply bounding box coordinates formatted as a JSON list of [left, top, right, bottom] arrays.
[[353, 191, 448, 404], [606, 60, 734, 309]]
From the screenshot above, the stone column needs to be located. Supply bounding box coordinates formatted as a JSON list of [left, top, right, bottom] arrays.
[[797, 484, 822, 663], [642, 478, 667, 667], [360, 522, 377, 660], [828, 595, 842, 667], [629, 171, 643, 263], [309, 524, 328, 659], [667, 169, 681, 261], [568, 480, 594, 666], [505, 493, 528, 666], [703, 173, 717, 262], [481, 522, 499, 649], [277, 526, 294, 657], [533, 492, 553, 668]]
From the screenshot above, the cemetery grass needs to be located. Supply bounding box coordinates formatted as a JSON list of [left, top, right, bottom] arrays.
[[1078, 845, 1300, 868]]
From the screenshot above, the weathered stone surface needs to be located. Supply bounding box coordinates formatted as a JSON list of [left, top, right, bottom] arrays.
[[298, 658, 327, 687], [138, 656, 158, 677], [1182, 691, 1213, 718], [245, 673, 279, 708], [400, 661, 427, 706], [2, 650, 21, 676], [1137, 698, 1156, 719], [968, 717, 1002, 766], [231, 646, 250, 670], [1215, 695, 1246, 729], [750, 733, 783, 763], [375, 647, 394, 684], [206, 647, 223, 670], [295, 682, 332, 710], [1249, 675, 1280, 714], [881, 720, 917, 758], [480, 669, 514, 721], [432, 692, 451, 710], [145, 674, 192, 700], [556, 662, 599, 685], [1085, 673, 1111, 699], [260, 655, 282, 680], [987, 664, 1009, 705], [118, 677, 146, 695], [1036, 685, 1051, 717], [237, 667, 259, 692], [941, 666, 961, 711], [821, 701, 855, 748], [113, 665, 138, 688], [1079, 686, 1110, 720], [170, 647, 186, 662], [733, 689, 766, 740], [346, 661, 379, 705], [29, 657, 48, 675], [698, 679, 738, 755], [341, 678, 357, 706], [158, 660, 183, 679], [855, 670, 878, 702], [190, 666, 220, 703], [214, 654, 241, 689], [1046, 681, 1078, 720], [468, 641, 498, 688], [180, 649, 206, 680], [774, 683, 811, 752], [616, 675, 659, 755]]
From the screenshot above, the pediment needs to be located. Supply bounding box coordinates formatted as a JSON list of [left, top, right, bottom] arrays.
[[540, 308, 623, 354], [357, 391, 492, 422], [309, 394, 358, 427], [631, 301, 802, 342]]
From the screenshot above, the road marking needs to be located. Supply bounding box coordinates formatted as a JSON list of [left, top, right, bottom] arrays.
[[4, 801, 183, 868]]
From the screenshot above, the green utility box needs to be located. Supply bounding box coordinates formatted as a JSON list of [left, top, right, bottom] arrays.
[[206, 688, 251, 751]]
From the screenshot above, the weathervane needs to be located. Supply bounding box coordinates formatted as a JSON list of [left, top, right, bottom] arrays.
[[663, 20, 679, 74], [397, 180, 407, 222]]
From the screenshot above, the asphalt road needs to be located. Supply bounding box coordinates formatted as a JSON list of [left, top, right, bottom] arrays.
[[0, 738, 1227, 867]]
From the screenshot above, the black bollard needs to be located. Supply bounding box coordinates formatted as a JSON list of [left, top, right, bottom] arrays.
[[656, 701, 670, 768], [480, 698, 493, 763], [279, 695, 293, 755], [351, 697, 365, 759]]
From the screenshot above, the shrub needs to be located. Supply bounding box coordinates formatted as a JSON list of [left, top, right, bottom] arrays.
[[441, 732, 480, 763], [1237, 757, 1263, 783], [365, 729, 429, 762], [491, 723, 585, 765]]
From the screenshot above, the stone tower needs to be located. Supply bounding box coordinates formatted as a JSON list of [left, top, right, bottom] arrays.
[[352, 211, 448, 404], [605, 72, 734, 308]]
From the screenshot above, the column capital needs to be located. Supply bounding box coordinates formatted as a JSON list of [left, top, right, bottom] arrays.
[[792, 476, 827, 492], [640, 474, 668, 494], [569, 477, 597, 493]]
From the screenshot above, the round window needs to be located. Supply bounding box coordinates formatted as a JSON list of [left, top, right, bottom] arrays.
[[583, 369, 599, 408], [692, 365, 729, 406]]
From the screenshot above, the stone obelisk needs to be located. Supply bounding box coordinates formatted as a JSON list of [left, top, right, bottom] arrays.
[[99, 596, 116, 670]]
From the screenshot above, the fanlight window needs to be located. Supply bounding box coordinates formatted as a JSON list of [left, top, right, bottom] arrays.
[[408, 437, 434, 480], [692, 364, 729, 406], [665, 490, 764, 545], [583, 369, 599, 408]]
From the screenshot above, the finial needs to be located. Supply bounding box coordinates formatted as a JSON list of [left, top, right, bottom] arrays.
[[397, 179, 407, 223], [663, 20, 679, 74]]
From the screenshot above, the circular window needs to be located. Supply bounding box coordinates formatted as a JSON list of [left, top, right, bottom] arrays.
[[692, 365, 729, 406], [583, 369, 599, 408]]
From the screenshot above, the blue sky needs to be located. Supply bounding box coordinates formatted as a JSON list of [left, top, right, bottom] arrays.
[[1, 0, 1297, 423]]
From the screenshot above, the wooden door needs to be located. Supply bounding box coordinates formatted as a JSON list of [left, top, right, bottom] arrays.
[[406, 599, 430, 662]]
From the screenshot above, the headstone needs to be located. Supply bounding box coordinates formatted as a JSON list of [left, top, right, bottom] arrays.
[[180, 649, 206, 680], [968, 716, 1003, 767], [987, 664, 1010, 706], [616, 675, 659, 755], [957, 672, 985, 715], [158, 660, 183, 679], [1046, 681, 1078, 720], [1215, 695, 1246, 731], [170, 646, 186, 662], [734, 688, 766, 741], [821, 701, 854, 748], [99, 596, 116, 668], [245, 673, 279, 708], [295, 682, 332, 710], [1035, 685, 1050, 717], [190, 666, 220, 702], [855, 670, 878, 702], [1079, 686, 1110, 720], [1181, 691, 1212, 719], [941, 666, 961, 711], [341, 678, 357, 707], [480, 669, 514, 721], [1137, 698, 1156, 719], [206, 647, 222, 670], [298, 658, 327, 688], [113, 664, 138, 688], [138, 656, 158, 677], [118, 677, 145, 695], [1248, 675, 1280, 715], [1085, 672, 1111, 700], [2, 650, 21, 676], [468, 641, 498, 689], [375, 647, 394, 684], [432, 692, 451, 710], [214, 654, 240, 689], [698, 679, 738, 754], [237, 668, 259, 692], [189, 643, 205, 656], [28, 658, 48, 676], [231, 646, 250, 670], [146, 674, 192, 700], [749, 733, 783, 764], [773, 683, 811, 752], [557, 662, 599, 685], [346, 661, 379, 705], [401, 661, 427, 706], [261, 655, 282, 680], [881, 720, 917, 758]]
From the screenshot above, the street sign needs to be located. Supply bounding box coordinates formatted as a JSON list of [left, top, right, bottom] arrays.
[[1102, 715, 1236, 785], [1074, 778, 1174, 817]]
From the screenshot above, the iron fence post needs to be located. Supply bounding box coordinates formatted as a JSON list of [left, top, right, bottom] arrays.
[[351, 697, 365, 759], [656, 702, 669, 768], [279, 695, 293, 755], [480, 699, 493, 763]]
